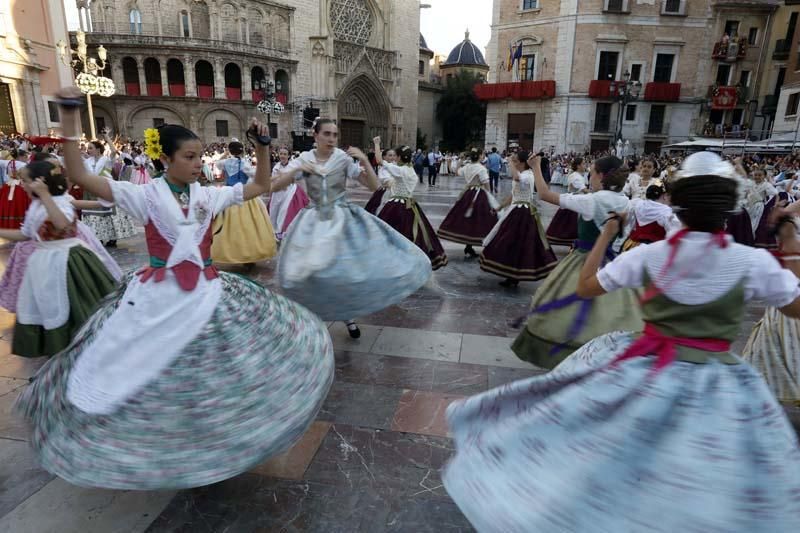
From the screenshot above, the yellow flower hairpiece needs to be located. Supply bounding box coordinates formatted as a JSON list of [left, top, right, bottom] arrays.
[[144, 128, 163, 160]]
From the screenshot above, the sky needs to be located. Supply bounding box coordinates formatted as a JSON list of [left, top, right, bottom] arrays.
[[62, 0, 493, 56]]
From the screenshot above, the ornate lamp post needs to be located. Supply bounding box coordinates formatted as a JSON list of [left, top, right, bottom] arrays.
[[56, 30, 115, 140], [256, 76, 284, 133], [611, 70, 642, 144]]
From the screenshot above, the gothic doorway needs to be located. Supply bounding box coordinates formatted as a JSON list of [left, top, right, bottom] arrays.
[[0, 84, 17, 134], [337, 74, 390, 149]]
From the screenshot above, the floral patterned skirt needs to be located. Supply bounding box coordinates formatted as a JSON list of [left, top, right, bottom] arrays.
[[81, 211, 138, 243], [743, 306, 800, 401], [15, 272, 334, 490], [445, 332, 800, 532]]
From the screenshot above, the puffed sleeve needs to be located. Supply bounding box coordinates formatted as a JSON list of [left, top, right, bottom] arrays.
[[558, 193, 596, 220], [596, 243, 649, 292], [745, 248, 800, 308], [108, 180, 149, 224], [206, 183, 245, 216]]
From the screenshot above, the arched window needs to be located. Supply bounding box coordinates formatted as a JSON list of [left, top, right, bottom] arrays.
[[144, 58, 162, 96], [180, 10, 191, 38], [224, 63, 242, 100], [122, 57, 140, 95], [167, 59, 185, 96], [195, 60, 214, 99], [129, 9, 142, 34], [274, 69, 289, 104], [251, 66, 266, 101]]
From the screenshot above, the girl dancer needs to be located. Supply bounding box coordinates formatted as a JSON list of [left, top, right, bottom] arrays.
[[273, 119, 431, 337], [480, 150, 558, 287], [437, 148, 499, 258], [511, 155, 642, 369], [16, 97, 333, 490], [364, 145, 395, 215], [750, 166, 786, 249], [743, 214, 800, 400], [0, 149, 31, 229], [269, 147, 309, 240], [621, 181, 680, 251], [374, 141, 448, 270], [0, 160, 117, 357], [81, 140, 137, 247], [546, 157, 586, 247], [725, 158, 756, 245], [443, 151, 800, 532], [622, 156, 657, 200], [211, 140, 277, 264]]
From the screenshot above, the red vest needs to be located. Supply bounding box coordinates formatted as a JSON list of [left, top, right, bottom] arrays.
[[630, 221, 666, 244]]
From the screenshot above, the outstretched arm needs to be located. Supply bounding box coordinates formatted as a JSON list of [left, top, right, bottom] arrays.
[[348, 147, 379, 191], [0, 229, 26, 241], [528, 154, 560, 205], [242, 118, 272, 201], [576, 215, 623, 298], [372, 137, 383, 166]]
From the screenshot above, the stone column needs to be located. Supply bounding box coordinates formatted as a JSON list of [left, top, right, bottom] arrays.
[[184, 56, 196, 97], [242, 64, 252, 102], [137, 57, 147, 96], [160, 61, 169, 96], [111, 61, 125, 95], [214, 58, 225, 99], [244, 17, 250, 45]]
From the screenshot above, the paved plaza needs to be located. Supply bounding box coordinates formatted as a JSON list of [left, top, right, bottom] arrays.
[[0, 176, 798, 532]]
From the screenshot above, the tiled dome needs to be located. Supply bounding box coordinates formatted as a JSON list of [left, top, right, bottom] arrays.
[[420, 33, 431, 51], [444, 30, 487, 67]]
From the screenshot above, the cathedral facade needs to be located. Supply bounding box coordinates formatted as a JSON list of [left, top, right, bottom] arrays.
[[78, 0, 420, 148]]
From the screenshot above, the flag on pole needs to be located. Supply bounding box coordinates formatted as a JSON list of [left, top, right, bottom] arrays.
[[507, 45, 514, 72], [511, 43, 523, 81]]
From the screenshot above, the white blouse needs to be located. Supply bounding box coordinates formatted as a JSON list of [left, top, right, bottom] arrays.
[[459, 162, 490, 187], [559, 190, 630, 229], [382, 162, 418, 198], [567, 171, 586, 193]]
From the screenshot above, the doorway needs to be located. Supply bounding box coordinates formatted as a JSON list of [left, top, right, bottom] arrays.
[[339, 119, 365, 149], [507, 113, 535, 152], [0, 84, 16, 134]]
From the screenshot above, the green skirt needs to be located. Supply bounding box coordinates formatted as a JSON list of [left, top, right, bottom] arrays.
[[512, 249, 643, 369], [13, 246, 117, 358]]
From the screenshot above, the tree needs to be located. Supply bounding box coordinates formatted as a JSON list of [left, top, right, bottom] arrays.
[[436, 71, 487, 152]]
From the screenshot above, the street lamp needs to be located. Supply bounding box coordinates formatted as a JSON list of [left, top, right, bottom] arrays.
[[256, 76, 284, 132], [611, 70, 642, 144], [56, 30, 115, 140]]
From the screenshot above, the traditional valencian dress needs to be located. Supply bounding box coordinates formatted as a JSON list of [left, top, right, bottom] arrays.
[[512, 189, 643, 368], [377, 162, 448, 270], [211, 157, 277, 263], [15, 178, 334, 489], [748, 180, 787, 250], [278, 148, 431, 320], [81, 155, 138, 244], [364, 164, 390, 215], [0, 200, 122, 314], [437, 162, 499, 246], [479, 169, 557, 282], [444, 230, 800, 532], [0, 160, 31, 229], [12, 195, 117, 357], [269, 160, 309, 240], [546, 170, 584, 247], [621, 198, 680, 251], [743, 249, 800, 400]]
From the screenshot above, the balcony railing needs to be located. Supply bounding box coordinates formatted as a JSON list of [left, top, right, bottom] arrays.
[[712, 38, 748, 61], [473, 80, 556, 101], [774, 39, 791, 61], [643, 82, 681, 102], [588, 80, 613, 99]]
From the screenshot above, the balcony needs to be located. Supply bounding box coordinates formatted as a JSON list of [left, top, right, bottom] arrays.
[[588, 80, 613, 99], [474, 80, 556, 101], [774, 39, 791, 61], [712, 38, 748, 62], [168, 84, 185, 97], [646, 121, 669, 136], [762, 94, 779, 115], [708, 85, 741, 110], [643, 82, 681, 102], [146, 83, 162, 97]]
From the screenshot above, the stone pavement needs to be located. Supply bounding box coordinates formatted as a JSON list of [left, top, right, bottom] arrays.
[[0, 174, 798, 532]]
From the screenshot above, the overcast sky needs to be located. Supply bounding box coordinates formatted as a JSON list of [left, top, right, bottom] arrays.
[[63, 0, 493, 56]]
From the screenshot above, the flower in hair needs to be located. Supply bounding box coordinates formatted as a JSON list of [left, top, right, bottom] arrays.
[[144, 128, 163, 160]]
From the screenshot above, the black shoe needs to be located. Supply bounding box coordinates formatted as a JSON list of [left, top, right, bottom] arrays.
[[346, 322, 361, 339], [464, 245, 478, 258], [105, 240, 117, 248], [499, 278, 519, 288]]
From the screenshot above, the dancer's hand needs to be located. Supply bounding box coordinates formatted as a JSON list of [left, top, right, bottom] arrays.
[[347, 147, 368, 162], [25, 177, 50, 198], [372, 136, 381, 147], [528, 154, 541, 168]]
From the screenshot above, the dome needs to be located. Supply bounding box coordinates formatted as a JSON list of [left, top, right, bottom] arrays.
[[444, 30, 487, 67], [420, 33, 431, 51]]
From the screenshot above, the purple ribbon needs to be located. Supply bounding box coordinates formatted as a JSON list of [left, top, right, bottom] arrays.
[[511, 293, 595, 356], [574, 240, 616, 263]]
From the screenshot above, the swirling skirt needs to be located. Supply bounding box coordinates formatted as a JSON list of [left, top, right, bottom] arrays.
[[437, 189, 499, 246], [726, 210, 755, 246], [378, 199, 448, 270], [0, 184, 31, 229], [445, 332, 800, 532], [211, 198, 277, 264], [546, 208, 578, 247], [480, 204, 557, 281], [743, 306, 800, 401], [511, 250, 643, 368], [278, 202, 432, 320], [15, 272, 334, 489], [82, 211, 138, 243], [364, 187, 388, 215]]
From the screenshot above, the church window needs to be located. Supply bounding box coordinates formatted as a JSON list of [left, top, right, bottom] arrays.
[[181, 11, 191, 38], [129, 9, 142, 34], [330, 0, 373, 45]]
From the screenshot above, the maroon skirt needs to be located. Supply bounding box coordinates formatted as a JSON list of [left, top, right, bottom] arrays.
[[364, 187, 387, 215], [437, 188, 498, 246], [546, 208, 578, 247], [726, 210, 754, 246], [0, 183, 31, 229], [754, 194, 788, 249], [480, 205, 558, 281], [379, 198, 448, 270]]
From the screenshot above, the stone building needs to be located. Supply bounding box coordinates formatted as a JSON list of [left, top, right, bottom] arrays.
[[767, 2, 800, 138], [417, 33, 443, 149], [479, 0, 783, 154], [77, 0, 421, 148], [0, 0, 73, 135]]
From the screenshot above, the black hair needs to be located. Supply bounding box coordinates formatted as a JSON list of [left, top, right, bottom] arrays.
[[157, 124, 201, 158], [25, 160, 68, 196], [595, 155, 628, 192], [670, 176, 738, 232], [491, 147, 498, 153], [31, 151, 53, 162], [469, 148, 481, 162], [516, 150, 531, 170], [313, 118, 336, 133], [571, 157, 584, 172], [89, 140, 104, 151], [645, 183, 666, 201], [228, 141, 244, 157], [395, 145, 413, 164]]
